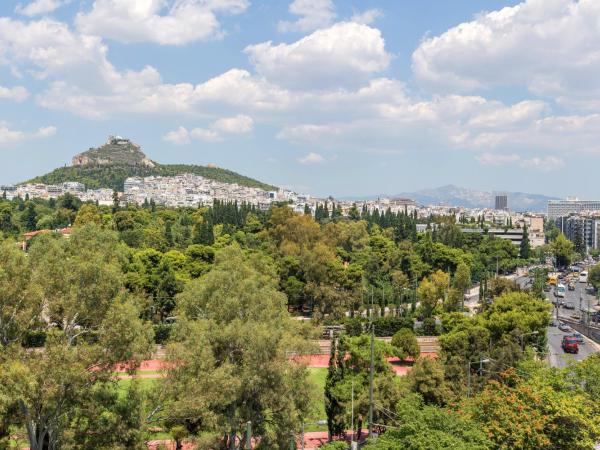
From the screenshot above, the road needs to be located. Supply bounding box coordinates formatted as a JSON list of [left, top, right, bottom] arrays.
[[543, 276, 600, 367], [513, 272, 600, 367]]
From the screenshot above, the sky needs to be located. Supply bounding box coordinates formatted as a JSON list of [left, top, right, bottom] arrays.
[[0, 0, 599, 199]]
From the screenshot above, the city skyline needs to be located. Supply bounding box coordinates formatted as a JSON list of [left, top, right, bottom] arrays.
[[1, 0, 600, 199]]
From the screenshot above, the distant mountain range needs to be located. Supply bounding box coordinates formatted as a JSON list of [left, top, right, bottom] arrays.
[[24, 136, 277, 192], [349, 185, 559, 212]]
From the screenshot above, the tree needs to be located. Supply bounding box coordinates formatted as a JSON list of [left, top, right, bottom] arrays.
[[588, 263, 600, 291], [391, 328, 419, 361], [461, 369, 600, 450], [453, 262, 471, 294], [519, 224, 531, 259], [406, 357, 453, 406], [324, 334, 403, 442], [21, 202, 38, 231], [0, 240, 43, 346], [362, 395, 491, 450], [0, 204, 15, 236], [552, 233, 574, 268], [73, 203, 102, 227], [156, 245, 314, 449], [0, 226, 153, 450]]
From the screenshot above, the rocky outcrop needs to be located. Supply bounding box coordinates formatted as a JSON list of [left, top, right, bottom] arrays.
[[72, 136, 156, 168]]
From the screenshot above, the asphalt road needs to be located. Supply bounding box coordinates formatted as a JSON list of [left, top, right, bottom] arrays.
[[513, 273, 600, 367], [544, 277, 600, 367]]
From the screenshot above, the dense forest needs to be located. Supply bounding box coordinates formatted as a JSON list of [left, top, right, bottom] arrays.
[[1, 193, 600, 450]]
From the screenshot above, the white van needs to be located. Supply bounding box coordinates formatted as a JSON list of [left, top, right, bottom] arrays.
[[579, 271, 588, 283]]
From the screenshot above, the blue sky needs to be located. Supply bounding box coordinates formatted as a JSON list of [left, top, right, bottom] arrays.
[[0, 0, 599, 198]]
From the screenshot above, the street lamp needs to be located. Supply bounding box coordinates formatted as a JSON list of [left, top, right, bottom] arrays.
[[518, 330, 539, 352], [467, 358, 491, 398]]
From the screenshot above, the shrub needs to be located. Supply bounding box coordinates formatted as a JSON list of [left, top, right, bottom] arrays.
[[153, 323, 172, 344], [21, 330, 46, 348], [391, 328, 420, 360]]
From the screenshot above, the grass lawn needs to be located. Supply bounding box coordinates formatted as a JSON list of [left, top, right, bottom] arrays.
[[115, 367, 329, 434], [117, 376, 158, 393], [306, 367, 328, 432]]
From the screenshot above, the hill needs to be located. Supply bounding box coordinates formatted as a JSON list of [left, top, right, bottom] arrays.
[[26, 163, 277, 192], [24, 136, 277, 192], [72, 136, 155, 168], [396, 184, 558, 212]]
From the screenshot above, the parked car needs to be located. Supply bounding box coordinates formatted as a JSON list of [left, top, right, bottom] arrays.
[[543, 284, 551, 292], [558, 322, 572, 332], [564, 302, 575, 310], [562, 336, 579, 354], [570, 332, 585, 344]]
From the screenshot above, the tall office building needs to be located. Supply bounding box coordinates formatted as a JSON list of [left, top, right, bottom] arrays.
[[547, 198, 600, 220], [494, 192, 508, 211]]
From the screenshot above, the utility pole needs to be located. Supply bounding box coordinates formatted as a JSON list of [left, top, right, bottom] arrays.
[[467, 361, 471, 398], [245, 422, 252, 450], [368, 291, 375, 440], [351, 379, 355, 448]]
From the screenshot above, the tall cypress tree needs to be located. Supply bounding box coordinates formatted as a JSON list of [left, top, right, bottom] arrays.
[[519, 224, 531, 259]]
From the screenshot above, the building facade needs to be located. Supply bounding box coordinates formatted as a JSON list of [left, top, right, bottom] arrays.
[[547, 199, 600, 220], [555, 215, 600, 250], [494, 193, 508, 211]]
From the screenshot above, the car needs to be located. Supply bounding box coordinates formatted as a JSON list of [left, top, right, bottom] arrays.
[[549, 319, 558, 327], [564, 302, 575, 310], [543, 284, 551, 292], [558, 322, 572, 332], [569, 332, 585, 344], [562, 336, 579, 354], [568, 282, 576, 291], [586, 285, 596, 294]]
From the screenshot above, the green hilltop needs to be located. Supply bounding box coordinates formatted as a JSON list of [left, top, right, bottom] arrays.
[[24, 136, 277, 192]]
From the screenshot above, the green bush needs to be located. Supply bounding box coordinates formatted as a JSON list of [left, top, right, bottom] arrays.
[[153, 324, 172, 344], [372, 316, 414, 337], [21, 330, 46, 348], [344, 317, 363, 336]]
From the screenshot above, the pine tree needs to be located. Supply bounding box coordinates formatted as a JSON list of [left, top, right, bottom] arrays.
[[325, 337, 345, 440], [112, 190, 120, 213], [348, 203, 360, 220], [22, 202, 37, 231]]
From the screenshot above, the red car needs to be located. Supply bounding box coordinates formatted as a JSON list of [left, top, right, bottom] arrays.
[[562, 336, 579, 354]]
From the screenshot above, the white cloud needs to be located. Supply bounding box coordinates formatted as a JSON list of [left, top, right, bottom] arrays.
[[298, 152, 324, 164], [190, 127, 219, 142], [0, 85, 29, 102], [0, 124, 25, 145], [212, 114, 254, 134], [412, 0, 600, 108], [15, 0, 70, 16], [350, 9, 382, 25], [476, 152, 565, 171], [0, 122, 56, 146], [245, 22, 391, 90], [75, 0, 249, 45], [164, 115, 254, 144], [33, 125, 57, 138], [163, 126, 191, 144], [2, 14, 598, 167], [278, 0, 336, 33]]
